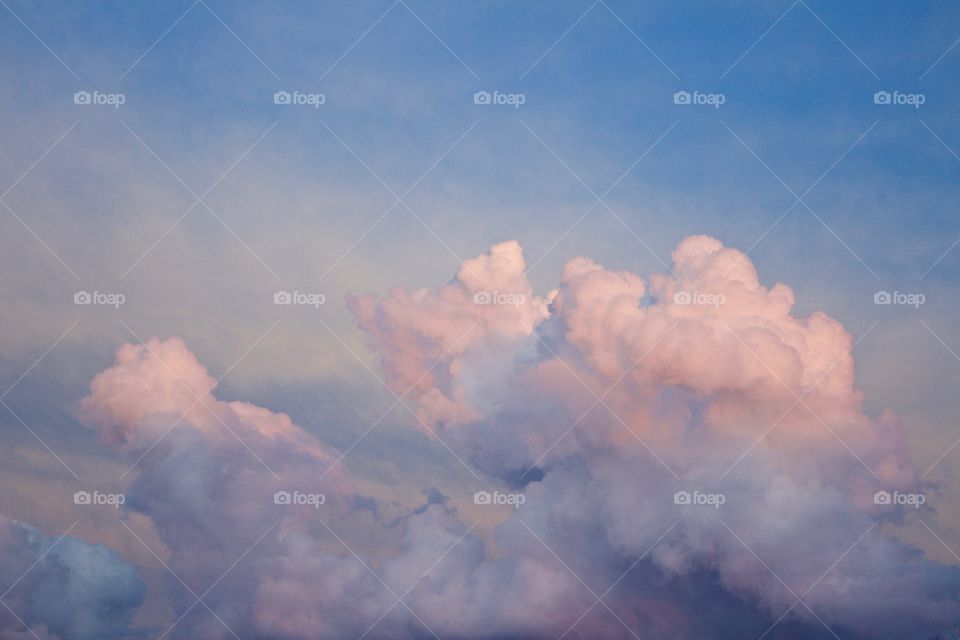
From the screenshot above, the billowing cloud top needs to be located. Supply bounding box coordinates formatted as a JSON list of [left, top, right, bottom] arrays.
[[68, 237, 959, 639], [348, 241, 553, 428]]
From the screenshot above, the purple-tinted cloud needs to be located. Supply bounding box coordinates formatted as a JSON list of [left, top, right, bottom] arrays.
[[69, 238, 960, 639]]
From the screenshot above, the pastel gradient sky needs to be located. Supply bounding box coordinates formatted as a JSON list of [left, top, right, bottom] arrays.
[[1, 2, 960, 639]]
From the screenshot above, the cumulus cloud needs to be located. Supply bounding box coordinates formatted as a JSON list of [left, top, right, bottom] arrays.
[[0, 515, 144, 640], [347, 241, 552, 429], [349, 236, 959, 638], [72, 237, 960, 639]]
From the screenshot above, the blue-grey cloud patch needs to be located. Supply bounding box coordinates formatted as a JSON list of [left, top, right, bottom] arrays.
[[0, 516, 145, 640]]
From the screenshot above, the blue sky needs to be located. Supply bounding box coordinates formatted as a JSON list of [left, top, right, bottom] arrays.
[[1, 2, 960, 638]]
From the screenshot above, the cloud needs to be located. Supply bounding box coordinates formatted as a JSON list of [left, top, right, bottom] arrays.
[[349, 236, 960, 638], [0, 515, 144, 640], [73, 238, 960, 639], [347, 241, 552, 430]]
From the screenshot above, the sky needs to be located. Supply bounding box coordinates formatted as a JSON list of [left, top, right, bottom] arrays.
[[1, 1, 960, 639]]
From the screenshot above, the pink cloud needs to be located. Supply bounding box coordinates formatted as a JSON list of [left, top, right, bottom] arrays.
[[348, 240, 552, 430], [71, 237, 960, 639]]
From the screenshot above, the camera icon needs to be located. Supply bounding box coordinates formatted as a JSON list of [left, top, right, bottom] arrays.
[[74, 291, 92, 305], [673, 490, 692, 505], [273, 91, 291, 105], [673, 291, 692, 305], [473, 491, 492, 505], [274, 291, 292, 305], [673, 91, 691, 105], [473, 91, 491, 105], [73, 491, 91, 505], [73, 91, 91, 105], [473, 291, 492, 305], [273, 491, 292, 505], [873, 490, 892, 505], [873, 291, 891, 305], [873, 91, 891, 105]]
